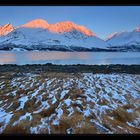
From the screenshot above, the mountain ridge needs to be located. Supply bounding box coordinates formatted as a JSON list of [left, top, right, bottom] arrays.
[[0, 19, 140, 51], [21, 19, 95, 36], [106, 28, 140, 51], [0, 23, 14, 36], [0, 19, 108, 51]]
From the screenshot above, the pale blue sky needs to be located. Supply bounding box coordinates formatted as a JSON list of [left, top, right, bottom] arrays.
[[0, 6, 140, 39]]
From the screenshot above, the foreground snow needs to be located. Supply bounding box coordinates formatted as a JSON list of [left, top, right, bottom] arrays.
[[0, 73, 140, 134]]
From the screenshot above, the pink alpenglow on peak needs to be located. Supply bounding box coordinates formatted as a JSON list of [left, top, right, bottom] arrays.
[[22, 19, 49, 29], [105, 32, 119, 41], [0, 23, 14, 36], [48, 21, 95, 36], [0, 19, 108, 50], [21, 19, 95, 36], [106, 31, 128, 41]]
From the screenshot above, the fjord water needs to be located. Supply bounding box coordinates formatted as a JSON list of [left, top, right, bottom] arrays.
[[0, 51, 140, 65]]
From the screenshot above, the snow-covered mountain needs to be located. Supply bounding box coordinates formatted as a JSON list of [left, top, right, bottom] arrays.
[[0, 23, 14, 36], [106, 28, 140, 51], [1, 19, 140, 51], [0, 19, 108, 51]]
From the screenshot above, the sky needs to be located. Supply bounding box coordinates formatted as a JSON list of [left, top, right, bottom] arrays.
[[0, 6, 140, 39]]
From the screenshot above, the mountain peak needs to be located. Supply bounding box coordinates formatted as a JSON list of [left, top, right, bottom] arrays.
[[106, 32, 119, 41], [21, 19, 95, 36], [48, 21, 95, 36], [21, 19, 49, 29], [1, 19, 96, 37], [57, 21, 75, 26], [0, 23, 14, 36], [106, 30, 129, 41]]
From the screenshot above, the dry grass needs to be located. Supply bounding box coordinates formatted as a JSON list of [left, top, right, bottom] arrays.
[[42, 94, 49, 101], [111, 108, 136, 123], [9, 111, 26, 125], [3, 80, 10, 85], [51, 120, 71, 134], [51, 113, 84, 134], [6, 101, 20, 112], [43, 72, 71, 78], [31, 114, 42, 127], [24, 97, 42, 113], [0, 71, 140, 134], [61, 106, 69, 115], [70, 89, 87, 100], [3, 124, 30, 134], [40, 106, 56, 118], [73, 124, 98, 134], [102, 113, 140, 134], [51, 113, 99, 134], [16, 89, 28, 95]]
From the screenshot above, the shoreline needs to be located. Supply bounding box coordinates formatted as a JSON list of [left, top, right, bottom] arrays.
[[0, 64, 140, 74]]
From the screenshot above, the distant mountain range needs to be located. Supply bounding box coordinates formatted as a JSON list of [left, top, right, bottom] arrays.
[[0, 19, 140, 51], [106, 28, 140, 51]]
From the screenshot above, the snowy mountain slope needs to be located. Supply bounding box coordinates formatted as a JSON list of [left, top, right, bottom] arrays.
[[106, 28, 140, 51], [1, 19, 140, 51], [0, 24, 14, 36], [0, 19, 108, 51]]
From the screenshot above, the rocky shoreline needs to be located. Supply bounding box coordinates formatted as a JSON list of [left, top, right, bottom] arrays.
[[0, 64, 140, 74]]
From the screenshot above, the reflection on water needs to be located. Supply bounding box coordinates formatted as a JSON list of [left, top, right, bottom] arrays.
[[0, 51, 140, 65], [0, 52, 16, 64], [26, 52, 90, 61]]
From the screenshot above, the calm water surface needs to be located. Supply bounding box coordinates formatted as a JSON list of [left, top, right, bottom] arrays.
[[0, 51, 140, 65]]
